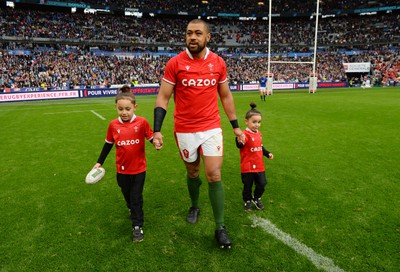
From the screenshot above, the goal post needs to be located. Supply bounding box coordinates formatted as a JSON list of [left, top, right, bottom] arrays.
[[267, 0, 320, 95], [309, 72, 318, 93], [267, 73, 273, 95]]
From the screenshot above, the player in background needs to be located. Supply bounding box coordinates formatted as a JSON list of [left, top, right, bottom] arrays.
[[236, 102, 274, 211], [258, 73, 268, 101], [361, 76, 372, 89], [92, 92, 154, 243], [152, 19, 245, 249]]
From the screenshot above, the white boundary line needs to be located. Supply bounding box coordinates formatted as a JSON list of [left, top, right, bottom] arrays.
[[250, 214, 345, 272], [44, 110, 89, 114], [90, 110, 106, 120], [43, 109, 107, 120]]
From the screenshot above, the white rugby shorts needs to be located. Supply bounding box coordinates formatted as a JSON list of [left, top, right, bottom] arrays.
[[175, 128, 223, 163]]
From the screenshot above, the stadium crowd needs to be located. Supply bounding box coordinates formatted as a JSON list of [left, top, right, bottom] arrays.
[[0, 2, 399, 89], [1, 7, 399, 48], [2, 47, 398, 89], [45, 0, 400, 15]]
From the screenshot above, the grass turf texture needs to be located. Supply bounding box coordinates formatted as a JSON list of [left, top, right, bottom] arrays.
[[0, 87, 399, 271]]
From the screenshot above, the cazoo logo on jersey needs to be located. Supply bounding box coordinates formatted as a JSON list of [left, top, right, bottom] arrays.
[[182, 78, 217, 87], [250, 146, 263, 152], [117, 139, 141, 146]]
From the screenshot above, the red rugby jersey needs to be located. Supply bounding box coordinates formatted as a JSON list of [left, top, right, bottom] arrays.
[[105, 115, 153, 174], [239, 128, 266, 173], [162, 48, 228, 133]]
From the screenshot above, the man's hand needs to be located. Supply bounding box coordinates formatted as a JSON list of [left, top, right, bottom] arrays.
[[153, 131, 164, 150], [234, 128, 245, 144]]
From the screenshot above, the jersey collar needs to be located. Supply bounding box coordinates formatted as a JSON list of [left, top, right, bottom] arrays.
[[118, 114, 137, 124], [185, 47, 210, 60], [245, 127, 258, 133]]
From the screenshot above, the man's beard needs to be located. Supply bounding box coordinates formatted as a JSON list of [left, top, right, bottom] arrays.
[[186, 42, 206, 54]]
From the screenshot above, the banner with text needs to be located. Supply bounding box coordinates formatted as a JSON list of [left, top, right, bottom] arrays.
[[343, 62, 371, 73]]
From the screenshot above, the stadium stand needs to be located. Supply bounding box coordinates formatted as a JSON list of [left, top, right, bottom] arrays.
[[35, 0, 400, 14], [0, 0, 399, 90]]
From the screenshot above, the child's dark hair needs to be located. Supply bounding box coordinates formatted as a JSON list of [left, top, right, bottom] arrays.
[[115, 92, 136, 105], [118, 84, 131, 93], [245, 102, 262, 119]]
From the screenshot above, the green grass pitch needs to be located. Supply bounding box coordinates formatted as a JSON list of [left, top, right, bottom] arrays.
[[0, 87, 399, 271]]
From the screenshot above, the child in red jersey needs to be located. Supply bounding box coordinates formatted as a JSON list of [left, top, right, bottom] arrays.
[[236, 102, 274, 211], [92, 92, 154, 242]]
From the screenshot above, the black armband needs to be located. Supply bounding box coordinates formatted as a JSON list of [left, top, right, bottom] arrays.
[[97, 142, 113, 165], [262, 146, 271, 158], [235, 137, 244, 148], [230, 119, 239, 129], [154, 107, 167, 132]]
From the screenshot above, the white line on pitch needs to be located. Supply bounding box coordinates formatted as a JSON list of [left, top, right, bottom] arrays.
[[90, 110, 106, 120], [44, 110, 89, 114], [250, 214, 345, 272]]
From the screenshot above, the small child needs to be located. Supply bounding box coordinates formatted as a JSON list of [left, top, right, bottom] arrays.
[[236, 102, 274, 211], [92, 92, 154, 242]]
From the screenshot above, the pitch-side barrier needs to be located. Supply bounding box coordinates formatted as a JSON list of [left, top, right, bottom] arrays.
[[0, 82, 348, 103]]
